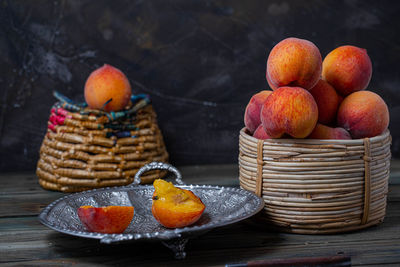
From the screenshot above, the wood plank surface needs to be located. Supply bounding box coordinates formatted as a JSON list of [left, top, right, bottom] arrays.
[[1, 162, 400, 266]]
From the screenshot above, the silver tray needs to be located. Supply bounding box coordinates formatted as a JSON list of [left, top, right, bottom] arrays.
[[39, 162, 264, 259]]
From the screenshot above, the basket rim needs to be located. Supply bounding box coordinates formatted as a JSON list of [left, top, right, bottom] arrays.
[[240, 127, 390, 145]]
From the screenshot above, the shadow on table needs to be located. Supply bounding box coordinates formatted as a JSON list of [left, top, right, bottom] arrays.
[[46, 216, 285, 266]]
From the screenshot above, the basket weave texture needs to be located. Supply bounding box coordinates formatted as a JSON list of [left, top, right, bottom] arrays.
[[239, 127, 391, 234], [37, 93, 168, 192]]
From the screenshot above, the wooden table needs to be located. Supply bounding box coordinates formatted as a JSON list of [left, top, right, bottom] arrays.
[[1, 163, 400, 266]]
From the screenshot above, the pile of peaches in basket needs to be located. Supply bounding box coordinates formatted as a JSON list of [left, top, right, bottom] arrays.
[[245, 37, 389, 140]]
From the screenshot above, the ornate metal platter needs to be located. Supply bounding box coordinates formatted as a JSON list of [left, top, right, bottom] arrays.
[[38, 162, 264, 258]]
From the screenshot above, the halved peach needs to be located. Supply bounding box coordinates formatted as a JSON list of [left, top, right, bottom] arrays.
[[152, 179, 205, 228], [77, 205, 134, 234]]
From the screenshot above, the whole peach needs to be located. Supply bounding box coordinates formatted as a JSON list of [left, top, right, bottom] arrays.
[[322, 45, 372, 96], [337, 91, 389, 138], [308, 123, 351, 140], [253, 124, 271, 140], [261, 86, 318, 138], [266, 37, 322, 90], [84, 64, 132, 112], [309, 80, 341, 125], [244, 90, 273, 133]]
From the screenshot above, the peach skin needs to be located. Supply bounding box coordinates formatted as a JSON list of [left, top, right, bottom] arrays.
[[244, 90, 272, 133], [84, 64, 132, 112], [253, 124, 271, 140], [309, 80, 341, 125], [308, 123, 352, 140], [152, 179, 205, 228], [77, 205, 134, 234], [337, 91, 389, 138], [260, 86, 318, 138], [322, 45, 372, 96], [266, 37, 322, 90]]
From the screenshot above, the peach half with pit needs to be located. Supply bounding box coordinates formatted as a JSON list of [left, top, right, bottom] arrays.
[[152, 179, 205, 228]]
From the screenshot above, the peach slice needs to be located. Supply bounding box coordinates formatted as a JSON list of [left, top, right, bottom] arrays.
[[77, 205, 134, 234], [152, 179, 205, 228]]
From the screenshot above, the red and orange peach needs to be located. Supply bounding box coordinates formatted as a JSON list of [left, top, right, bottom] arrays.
[[244, 90, 272, 133], [322, 45, 372, 96], [260, 86, 318, 138], [253, 124, 270, 140], [77, 205, 134, 234], [84, 64, 132, 112], [266, 37, 322, 90], [308, 123, 351, 140], [337, 91, 389, 138], [309, 80, 341, 125]]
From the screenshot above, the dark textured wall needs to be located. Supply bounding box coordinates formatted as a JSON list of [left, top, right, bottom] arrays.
[[1, 0, 399, 171]]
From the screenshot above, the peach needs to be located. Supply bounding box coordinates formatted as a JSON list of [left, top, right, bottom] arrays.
[[266, 37, 322, 90], [308, 123, 351, 140], [322, 45, 372, 96], [152, 179, 205, 228], [337, 91, 389, 138], [309, 80, 341, 125], [253, 124, 270, 140], [84, 64, 132, 112], [260, 86, 318, 138], [77, 206, 134, 234], [244, 90, 273, 133], [338, 94, 344, 105]]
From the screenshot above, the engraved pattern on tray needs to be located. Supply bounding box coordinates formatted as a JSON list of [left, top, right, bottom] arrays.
[[39, 184, 264, 243]]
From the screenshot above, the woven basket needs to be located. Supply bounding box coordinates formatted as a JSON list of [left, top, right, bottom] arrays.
[[239, 127, 391, 234], [37, 93, 168, 192]]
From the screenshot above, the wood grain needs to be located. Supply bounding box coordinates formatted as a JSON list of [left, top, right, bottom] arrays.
[[1, 164, 400, 266]]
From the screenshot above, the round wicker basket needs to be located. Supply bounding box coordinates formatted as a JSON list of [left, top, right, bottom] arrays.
[[37, 93, 168, 192], [239, 127, 391, 234]]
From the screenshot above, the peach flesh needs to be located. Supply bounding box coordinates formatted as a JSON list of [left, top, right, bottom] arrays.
[[152, 179, 205, 228]]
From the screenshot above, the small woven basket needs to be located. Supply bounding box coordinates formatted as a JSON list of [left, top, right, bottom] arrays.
[[239, 127, 391, 234], [37, 92, 168, 192]]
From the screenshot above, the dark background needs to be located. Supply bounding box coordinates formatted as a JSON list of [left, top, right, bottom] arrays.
[[1, 0, 399, 171]]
